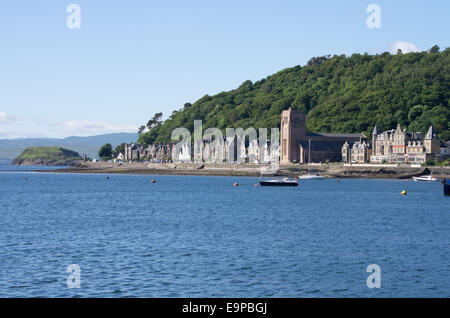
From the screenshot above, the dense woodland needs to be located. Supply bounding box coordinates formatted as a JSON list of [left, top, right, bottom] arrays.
[[138, 46, 450, 144]]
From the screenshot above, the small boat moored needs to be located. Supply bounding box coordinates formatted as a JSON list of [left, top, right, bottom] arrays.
[[259, 177, 298, 187], [298, 174, 327, 180], [412, 175, 439, 182]]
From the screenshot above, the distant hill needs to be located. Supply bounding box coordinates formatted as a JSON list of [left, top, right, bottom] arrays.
[[138, 46, 449, 144], [11, 146, 82, 166], [0, 133, 138, 160]]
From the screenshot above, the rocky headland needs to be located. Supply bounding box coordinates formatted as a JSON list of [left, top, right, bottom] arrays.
[[11, 146, 82, 166]]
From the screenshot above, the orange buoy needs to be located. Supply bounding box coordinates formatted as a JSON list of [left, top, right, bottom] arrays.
[[151, 179, 156, 183], [254, 183, 258, 187], [233, 182, 239, 186], [24, 177, 28, 180], [337, 179, 341, 182]]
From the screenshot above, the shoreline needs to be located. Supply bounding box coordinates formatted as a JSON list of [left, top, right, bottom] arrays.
[[12, 162, 450, 179]]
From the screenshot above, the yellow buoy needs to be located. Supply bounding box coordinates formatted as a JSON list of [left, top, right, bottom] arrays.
[[401, 190, 407, 195]]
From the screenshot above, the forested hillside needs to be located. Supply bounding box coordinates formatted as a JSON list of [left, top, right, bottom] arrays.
[[139, 45, 449, 144]]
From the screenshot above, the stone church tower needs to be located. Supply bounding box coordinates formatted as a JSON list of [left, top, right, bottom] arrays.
[[372, 125, 378, 155], [280, 108, 306, 163]]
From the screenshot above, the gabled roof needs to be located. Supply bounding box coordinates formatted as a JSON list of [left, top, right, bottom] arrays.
[[425, 126, 438, 139], [351, 141, 371, 149]]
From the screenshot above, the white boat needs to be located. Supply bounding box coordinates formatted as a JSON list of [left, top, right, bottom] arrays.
[[260, 177, 298, 187], [300, 139, 327, 180], [299, 174, 327, 180], [412, 175, 439, 182]]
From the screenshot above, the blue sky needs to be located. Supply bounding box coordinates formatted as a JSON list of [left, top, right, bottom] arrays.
[[0, 0, 448, 138]]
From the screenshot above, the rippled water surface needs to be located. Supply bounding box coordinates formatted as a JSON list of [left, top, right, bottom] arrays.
[[0, 167, 449, 297]]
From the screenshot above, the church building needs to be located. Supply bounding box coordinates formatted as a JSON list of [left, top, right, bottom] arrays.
[[280, 108, 363, 164]]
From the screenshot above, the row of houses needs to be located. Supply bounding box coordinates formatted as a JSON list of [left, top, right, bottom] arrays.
[[120, 143, 173, 162], [115, 110, 449, 164], [119, 138, 280, 164], [342, 124, 449, 164]]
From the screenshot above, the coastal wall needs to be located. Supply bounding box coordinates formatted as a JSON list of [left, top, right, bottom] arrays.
[[279, 164, 450, 179], [61, 161, 450, 179]]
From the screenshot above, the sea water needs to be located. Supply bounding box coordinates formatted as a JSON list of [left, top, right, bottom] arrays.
[[0, 166, 448, 297]]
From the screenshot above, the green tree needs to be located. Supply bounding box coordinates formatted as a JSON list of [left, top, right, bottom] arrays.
[[98, 143, 112, 160], [429, 45, 440, 53], [138, 125, 146, 134], [138, 128, 159, 145], [132, 47, 449, 142], [408, 105, 427, 122], [146, 112, 163, 130], [114, 143, 126, 156]]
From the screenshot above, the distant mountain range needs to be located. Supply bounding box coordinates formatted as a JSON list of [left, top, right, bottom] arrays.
[[0, 133, 138, 160]]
